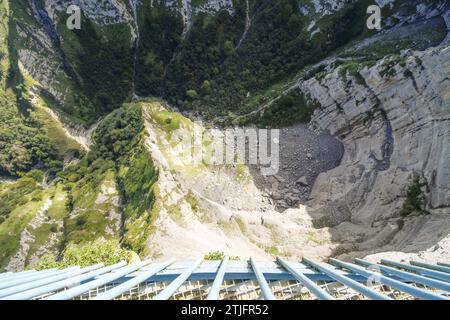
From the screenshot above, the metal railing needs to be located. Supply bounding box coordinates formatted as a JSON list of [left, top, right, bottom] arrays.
[[1, 257, 448, 300]]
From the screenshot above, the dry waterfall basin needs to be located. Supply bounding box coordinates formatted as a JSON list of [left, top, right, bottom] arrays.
[[18, 45, 448, 265], [138, 42, 450, 265], [5, 43, 450, 266], [142, 101, 337, 260]]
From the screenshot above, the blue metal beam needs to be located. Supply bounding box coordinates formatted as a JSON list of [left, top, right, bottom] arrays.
[[207, 257, 229, 300], [410, 261, 450, 274], [329, 259, 447, 300], [355, 259, 450, 292], [250, 257, 276, 300], [0, 264, 102, 298], [381, 259, 450, 283], [1, 262, 127, 300], [130, 260, 367, 283], [44, 259, 154, 300], [128, 260, 366, 280], [153, 258, 203, 300], [302, 258, 392, 300], [3, 259, 447, 300], [93, 259, 175, 300], [277, 258, 334, 300]]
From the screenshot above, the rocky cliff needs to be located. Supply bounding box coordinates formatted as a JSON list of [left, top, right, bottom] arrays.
[[1, 0, 449, 270], [137, 45, 450, 262], [303, 45, 450, 259]]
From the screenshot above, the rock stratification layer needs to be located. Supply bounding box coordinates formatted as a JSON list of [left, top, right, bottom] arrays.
[[302, 45, 450, 258]]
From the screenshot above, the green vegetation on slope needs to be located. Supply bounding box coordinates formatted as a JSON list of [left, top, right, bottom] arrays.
[[118, 143, 158, 255], [0, 0, 9, 86], [6, 0, 97, 125], [62, 103, 147, 243], [54, 12, 134, 114], [0, 171, 42, 223], [0, 89, 61, 176], [61, 103, 158, 255], [63, 167, 121, 244], [90, 104, 144, 161], [135, 0, 184, 95], [0, 174, 44, 268], [31, 97, 82, 156], [23, 184, 68, 264], [204, 251, 240, 261], [237, 88, 320, 127], [0, 100, 159, 270], [0, 0, 82, 177], [33, 239, 135, 270], [401, 176, 430, 217], [161, 0, 374, 119]]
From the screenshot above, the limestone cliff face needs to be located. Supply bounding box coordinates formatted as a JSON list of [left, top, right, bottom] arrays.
[[42, 0, 134, 25], [14, 0, 237, 123], [15, 0, 447, 124], [302, 45, 450, 257], [3, 0, 449, 265]]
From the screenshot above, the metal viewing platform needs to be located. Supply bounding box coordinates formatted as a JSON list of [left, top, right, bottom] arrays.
[[0, 257, 449, 300]]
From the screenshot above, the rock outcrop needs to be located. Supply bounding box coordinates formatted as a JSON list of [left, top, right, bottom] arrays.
[[2, 0, 449, 268], [301, 45, 450, 258], [140, 102, 337, 260]]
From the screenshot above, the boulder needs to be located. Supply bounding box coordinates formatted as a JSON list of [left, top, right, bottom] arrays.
[[296, 176, 308, 186]]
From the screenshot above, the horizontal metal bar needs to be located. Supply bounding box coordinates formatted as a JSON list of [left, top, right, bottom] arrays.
[[153, 258, 203, 300], [438, 262, 450, 268], [0, 264, 102, 298], [137, 269, 367, 283], [303, 258, 392, 300], [330, 259, 447, 300], [2, 262, 127, 300], [207, 257, 229, 300], [0, 272, 29, 282], [44, 259, 154, 300], [0, 270, 35, 280], [126, 260, 368, 281], [0, 272, 13, 276], [0, 268, 65, 290], [410, 261, 450, 275], [381, 259, 450, 283], [355, 259, 450, 292], [250, 257, 276, 300], [277, 258, 334, 300], [93, 259, 175, 300]]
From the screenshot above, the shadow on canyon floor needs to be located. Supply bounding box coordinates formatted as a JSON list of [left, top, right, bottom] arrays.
[[249, 124, 344, 210]]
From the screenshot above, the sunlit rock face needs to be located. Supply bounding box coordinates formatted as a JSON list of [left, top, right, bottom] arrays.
[[301, 46, 450, 258], [1, 0, 449, 270], [42, 0, 134, 25]]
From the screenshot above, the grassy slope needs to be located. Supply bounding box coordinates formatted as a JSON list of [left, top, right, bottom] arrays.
[[0, 0, 9, 86], [54, 11, 134, 115], [31, 100, 82, 155], [64, 168, 121, 244], [0, 1, 83, 176], [0, 1, 81, 269], [62, 102, 158, 255], [7, 1, 101, 125], [24, 184, 68, 266], [0, 177, 45, 269], [0, 102, 159, 270]]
